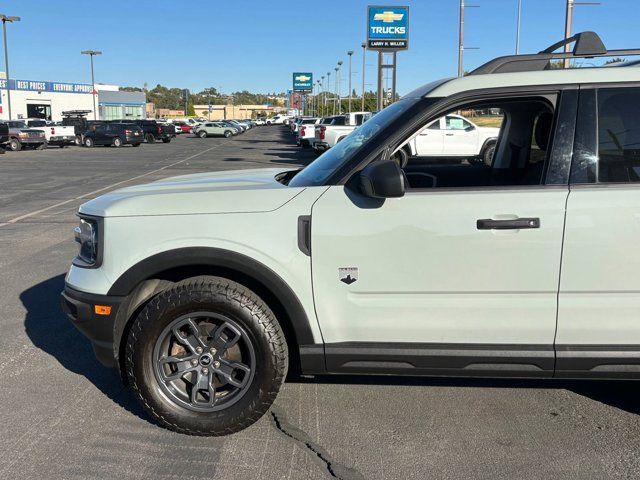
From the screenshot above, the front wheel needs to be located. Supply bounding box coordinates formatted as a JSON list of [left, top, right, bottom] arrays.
[[125, 277, 288, 436], [198, 130, 207, 138], [145, 133, 155, 144], [113, 137, 123, 148], [224, 130, 231, 138], [162, 138, 171, 143], [9, 139, 21, 151], [84, 137, 94, 148]]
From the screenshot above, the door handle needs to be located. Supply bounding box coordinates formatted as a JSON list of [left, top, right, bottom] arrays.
[[445, 133, 454, 136], [476, 217, 540, 230]]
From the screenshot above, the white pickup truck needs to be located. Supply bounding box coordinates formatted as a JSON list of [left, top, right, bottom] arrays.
[[403, 114, 500, 165], [26, 119, 76, 147], [312, 111, 372, 152]]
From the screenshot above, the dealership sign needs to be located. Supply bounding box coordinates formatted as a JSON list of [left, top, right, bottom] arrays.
[[292, 72, 313, 92], [367, 5, 409, 50], [0, 78, 93, 94]]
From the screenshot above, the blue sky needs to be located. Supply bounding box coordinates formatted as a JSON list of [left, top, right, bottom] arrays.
[[4, 0, 639, 95]]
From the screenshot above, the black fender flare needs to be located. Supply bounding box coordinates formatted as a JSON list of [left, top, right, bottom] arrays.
[[108, 247, 317, 359]]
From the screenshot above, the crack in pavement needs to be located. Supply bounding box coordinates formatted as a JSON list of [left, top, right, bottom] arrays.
[[270, 407, 366, 480]]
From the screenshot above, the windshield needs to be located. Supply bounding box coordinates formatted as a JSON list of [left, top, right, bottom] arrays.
[[289, 99, 414, 187]]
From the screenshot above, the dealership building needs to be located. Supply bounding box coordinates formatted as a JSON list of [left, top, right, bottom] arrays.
[[0, 74, 146, 121]]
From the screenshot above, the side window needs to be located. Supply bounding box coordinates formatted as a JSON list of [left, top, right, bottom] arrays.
[[396, 97, 553, 190], [597, 87, 640, 183], [445, 116, 469, 130], [427, 119, 441, 130]]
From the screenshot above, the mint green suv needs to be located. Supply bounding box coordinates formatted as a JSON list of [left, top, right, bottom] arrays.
[[62, 32, 640, 436], [194, 122, 236, 138]]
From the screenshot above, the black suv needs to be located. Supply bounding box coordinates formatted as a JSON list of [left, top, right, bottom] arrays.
[[83, 123, 144, 147], [111, 119, 175, 144]]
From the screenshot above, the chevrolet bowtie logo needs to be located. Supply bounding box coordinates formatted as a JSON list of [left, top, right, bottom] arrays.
[[373, 11, 404, 23], [295, 75, 311, 81]]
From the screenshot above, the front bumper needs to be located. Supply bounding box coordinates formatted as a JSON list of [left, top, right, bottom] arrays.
[[18, 137, 46, 144], [60, 284, 123, 367]]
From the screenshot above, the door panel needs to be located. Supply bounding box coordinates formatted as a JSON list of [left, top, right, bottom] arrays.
[[557, 186, 640, 346], [311, 186, 568, 346], [414, 119, 444, 156]]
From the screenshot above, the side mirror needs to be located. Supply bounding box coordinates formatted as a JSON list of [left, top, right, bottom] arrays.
[[465, 125, 475, 132], [359, 159, 405, 199]]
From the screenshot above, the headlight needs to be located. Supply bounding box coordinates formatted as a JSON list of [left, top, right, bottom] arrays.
[[73, 217, 100, 267]]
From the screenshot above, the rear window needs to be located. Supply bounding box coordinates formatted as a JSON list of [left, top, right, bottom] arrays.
[[597, 87, 640, 183], [302, 119, 317, 124]]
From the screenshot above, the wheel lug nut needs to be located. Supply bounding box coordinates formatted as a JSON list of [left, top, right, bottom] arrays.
[[191, 359, 198, 366], [202, 367, 209, 374], [213, 361, 221, 369], [210, 348, 217, 355], [195, 346, 203, 354]]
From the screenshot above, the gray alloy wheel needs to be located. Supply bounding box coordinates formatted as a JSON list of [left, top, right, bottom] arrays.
[[152, 312, 256, 412], [84, 137, 94, 148], [113, 137, 123, 147], [198, 130, 207, 138], [224, 130, 231, 138]]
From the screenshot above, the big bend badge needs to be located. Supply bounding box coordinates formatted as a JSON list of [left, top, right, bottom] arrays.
[[339, 267, 358, 285]]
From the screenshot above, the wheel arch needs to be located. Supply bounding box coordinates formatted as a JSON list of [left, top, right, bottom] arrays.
[[479, 136, 497, 156], [109, 247, 316, 380]]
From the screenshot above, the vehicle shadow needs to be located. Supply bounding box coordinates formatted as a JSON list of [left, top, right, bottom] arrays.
[[291, 370, 640, 416], [21, 274, 150, 422]]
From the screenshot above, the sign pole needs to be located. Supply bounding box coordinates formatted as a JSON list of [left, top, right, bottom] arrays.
[[391, 51, 397, 104], [376, 51, 384, 112]]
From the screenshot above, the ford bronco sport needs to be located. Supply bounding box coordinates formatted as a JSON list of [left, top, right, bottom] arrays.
[[62, 32, 640, 435]]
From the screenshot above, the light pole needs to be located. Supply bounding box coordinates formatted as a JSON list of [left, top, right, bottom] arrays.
[[316, 79, 321, 115], [0, 14, 20, 120], [334, 66, 339, 115], [337, 61, 343, 114], [81, 50, 102, 120], [327, 71, 331, 114], [515, 0, 522, 54], [361, 42, 366, 111], [347, 51, 353, 113]]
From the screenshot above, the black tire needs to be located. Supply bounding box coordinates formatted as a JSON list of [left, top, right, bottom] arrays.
[[482, 142, 496, 166], [59, 144, 65, 148], [162, 138, 171, 143], [36, 143, 47, 150], [198, 130, 207, 138], [84, 137, 94, 148], [113, 137, 123, 148], [9, 139, 21, 151], [75, 135, 82, 146], [132, 142, 141, 147], [145, 133, 155, 144], [125, 276, 288, 436], [224, 130, 231, 138]]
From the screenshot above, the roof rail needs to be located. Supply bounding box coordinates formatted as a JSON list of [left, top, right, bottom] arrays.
[[470, 31, 640, 75]]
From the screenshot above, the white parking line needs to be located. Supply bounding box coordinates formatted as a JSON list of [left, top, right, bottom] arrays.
[[0, 141, 231, 228]]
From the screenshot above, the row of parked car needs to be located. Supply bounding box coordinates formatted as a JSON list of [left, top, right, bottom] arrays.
[[286, 110, 501, 165], [286, 112, 372, 152]]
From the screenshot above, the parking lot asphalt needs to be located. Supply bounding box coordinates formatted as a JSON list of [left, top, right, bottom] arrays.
[[1, 127, 640, 480]]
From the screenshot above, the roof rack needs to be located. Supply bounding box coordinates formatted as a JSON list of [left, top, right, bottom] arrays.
[[470, 31, 640, 75]]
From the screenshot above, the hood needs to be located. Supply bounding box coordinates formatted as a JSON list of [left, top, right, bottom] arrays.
[[80, 168, 302, 217]]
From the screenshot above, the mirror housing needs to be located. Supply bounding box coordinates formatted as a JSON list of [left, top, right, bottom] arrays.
[[359, 159, 405, 199]]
